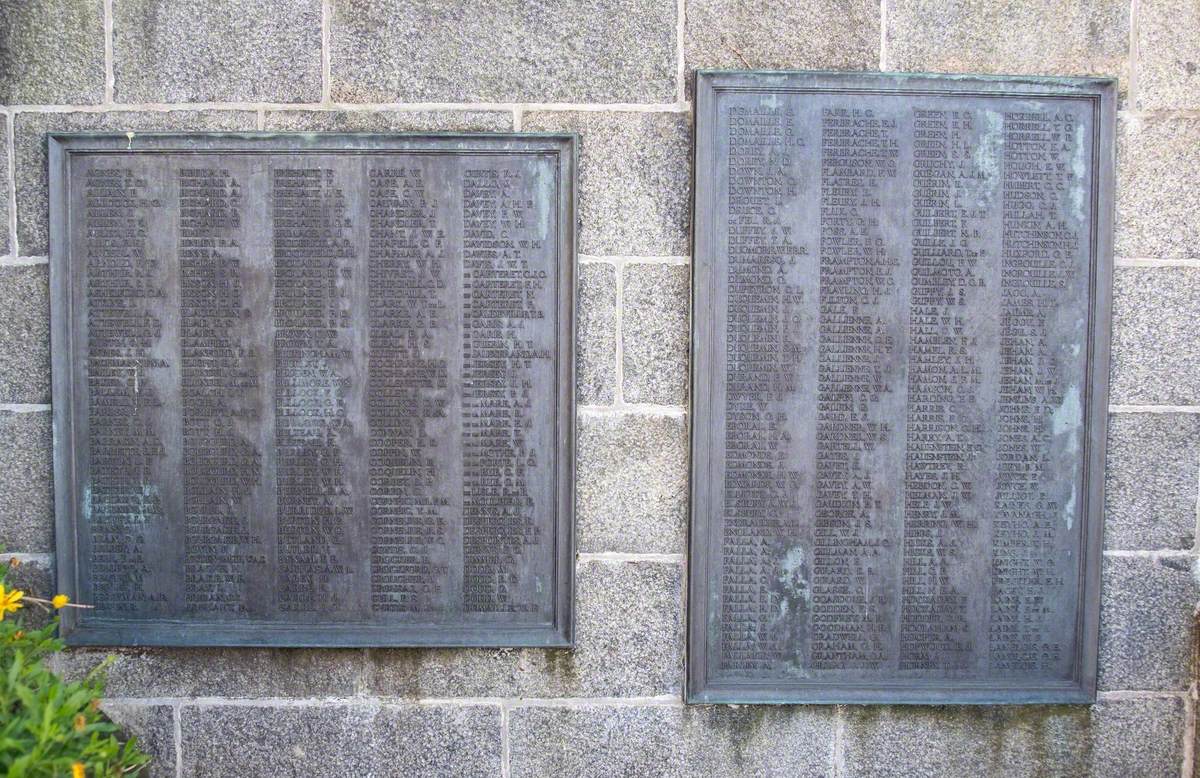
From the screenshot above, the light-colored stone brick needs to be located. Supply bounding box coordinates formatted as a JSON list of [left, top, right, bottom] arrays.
[[53, 646, 363, 698], [577, 412, 687, 554], [623, 262, 689, 405], [180, 704, 501, 777], [0, 0, 105, 104], [0, 264, 49, 403], [577, 262, 618, 405], [113, 0, 321, 103], [886, 0, 1128, 100], [1098, 554, 1197, 690], [263, 109, 512, 132], [681, 706, 835, 777], [0, 410, 52, 553], [1104, 413, 1199, 550], [1135, 0, 1200, 110], [843, 697, 1185, 777], [15, 111, 257, 257], [684, 0, 879, 92], [364, 560, 683, 697], [523, 111, 691, 256], [510, 706, 682, 778], [329, 0, 677, 104], [1110, 267, 1200, 405], [101, 703, 176, 778], [1116, 115, 1200, 259]]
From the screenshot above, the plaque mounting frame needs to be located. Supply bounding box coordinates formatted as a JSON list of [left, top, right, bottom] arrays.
[[687, 71, 1116, 704], [49, 132, 577, 648]]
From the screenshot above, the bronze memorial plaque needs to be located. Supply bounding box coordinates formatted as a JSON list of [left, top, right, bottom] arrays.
[[49, 134, 575, 647], [689, 72, 1114, 703]]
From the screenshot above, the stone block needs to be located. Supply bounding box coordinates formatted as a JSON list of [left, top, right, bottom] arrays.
[[328, 0, 677, 103], [1104, 413, 1199, 550], [523, 111, 690, 256], [1098, 554, 1197, 690], [52, 646, 363, 698], [576, 411, 687, 554], [842, 697, 1184, 777], [885, 0, 1129, 100], [622, 262, 689, 405], [1110, 267, 1200, 405], [509, 705, 683, 777], [0, 264, 49, 403], [100, 703, 176, 778], [263, 109, 512, 132], [113, 0, 321, 103], [684, 0, 878, 92], [0, 410, 53, 553], [1135, 0, 1200, 109], [0, 0, 105, 104], [3, 555, 54, 630], [180, 704, 500, 776], [1116, 115, 1200, 259], [576, 262, 618, 405], [364, 560, 683, 697], [680, 706, 835, 777], [15, 111, 257, 257]]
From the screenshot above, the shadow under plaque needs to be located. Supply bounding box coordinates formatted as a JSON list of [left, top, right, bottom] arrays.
[[49, 133, 576, 648], [688, 71, 1114, 704]]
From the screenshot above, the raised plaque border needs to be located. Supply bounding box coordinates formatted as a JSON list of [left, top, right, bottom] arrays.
[[687, 71, 1116, 704], [49, 132, 577, 648]]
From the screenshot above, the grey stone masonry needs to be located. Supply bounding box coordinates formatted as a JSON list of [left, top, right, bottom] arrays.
[[329, 0, 678, 104], [0, 264, 49, 403], [113, 0, 322, 103], [0, 0, 1196, 775]]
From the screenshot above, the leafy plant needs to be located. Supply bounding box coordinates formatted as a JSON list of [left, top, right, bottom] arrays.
[[0, 557, 151, 777]]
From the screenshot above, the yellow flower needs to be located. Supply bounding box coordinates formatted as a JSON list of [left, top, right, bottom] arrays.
[[72, 763, 85, 778], [52, 594, 69, 609], [0, 585, 24, 620], [73, 713, 86, 732]]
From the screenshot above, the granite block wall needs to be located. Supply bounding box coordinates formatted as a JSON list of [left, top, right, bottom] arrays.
[[0, 0, 1195, 775]]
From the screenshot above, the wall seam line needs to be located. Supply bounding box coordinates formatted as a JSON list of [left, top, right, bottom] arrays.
[[676, 0, 687, 105], [6, 102, 690, 114], [103, 0, 115, 104], [879, 0, 888, 71], [1129, 0, 1141, 109], [173, 702, 183, 778], [5, 107, 15, 257], [500, 701, 512, 778], [321, 0, 332, 104]]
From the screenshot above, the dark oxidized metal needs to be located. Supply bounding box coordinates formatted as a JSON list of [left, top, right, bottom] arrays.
[[688, 71, 1115, 703], [49, 133, 576, 647]]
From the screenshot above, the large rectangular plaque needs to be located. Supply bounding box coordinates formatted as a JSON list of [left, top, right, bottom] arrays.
[[50, 133, 575, 647], [689, 72, 1114, 703]]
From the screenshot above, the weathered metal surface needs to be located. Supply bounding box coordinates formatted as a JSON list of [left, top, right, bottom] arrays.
[[49, 133, 576, 647], [689, 71, 1115, 703]]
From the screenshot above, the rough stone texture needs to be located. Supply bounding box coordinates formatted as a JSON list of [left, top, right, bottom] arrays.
[[364, 560, 683, 697], [0, 114, 8, 256], [4, 556, 54, 630], [263, 109, 512, 132], [680, 706, 835, 777], [685, 0, 879, 91], [1110, 267, 1200, 405], [523, 111, 691, 256], [622, 263, 689, 405], [885, 0, 1129, 99], [101, 703, 176, 778], [842, 697, 1185, 777], [0, 0, 105, 104], [576, 412, 687, 554], [329, 0, 677, 104], [1136, 0, 1200, 110], [0, 264, 49, 403], [510, 706, 682, 777], [0, 410, 53, 553], [577, 262, 618, 405], [1104, 413, 1199, 550], [180, 704, 501, 776], [15, 111, 257, 257], [53, 646, 363, 698], [1116, 115, 1200, 259], [1098, 555, 1197, 691], [113, 0, 321, 103]]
